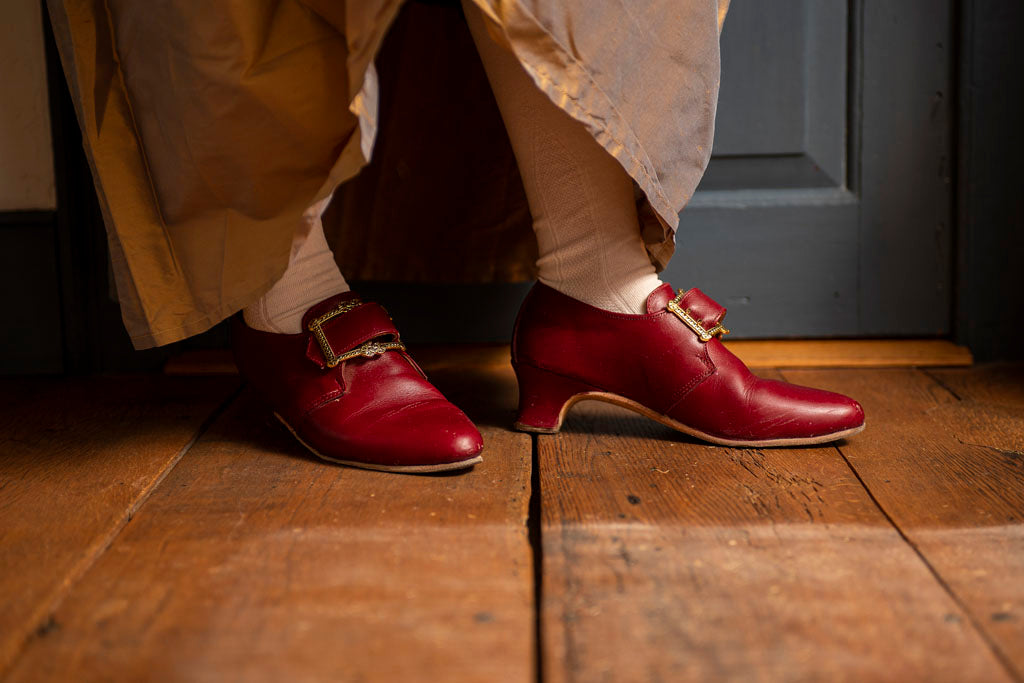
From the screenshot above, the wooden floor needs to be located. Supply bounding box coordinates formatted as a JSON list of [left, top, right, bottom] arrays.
[[1, 347, 1022, 682]]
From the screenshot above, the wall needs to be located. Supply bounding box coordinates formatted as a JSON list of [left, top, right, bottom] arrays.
[[0, 0, 55, 211], [0, 0, 63, 374], [956, 0, 1024, 360]]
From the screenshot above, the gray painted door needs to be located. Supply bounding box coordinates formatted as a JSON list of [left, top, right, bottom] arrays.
[[664, 0, 954, 338]]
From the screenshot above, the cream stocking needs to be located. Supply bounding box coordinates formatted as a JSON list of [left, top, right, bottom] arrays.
[[463, 2, 664, 314], [243, 196, 350, 334]]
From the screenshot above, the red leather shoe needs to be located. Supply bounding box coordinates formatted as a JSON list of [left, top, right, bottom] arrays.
[[233, 292, 484, 472], [512, 283, 865, 447]]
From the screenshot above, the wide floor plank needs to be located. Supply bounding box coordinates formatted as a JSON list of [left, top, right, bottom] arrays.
[[536, 393, 1011, 682], [7, 361, 533, 682], [926, 364, 1024, 455], [784, 366, 1024, 678], [0, 376, 238, 674]]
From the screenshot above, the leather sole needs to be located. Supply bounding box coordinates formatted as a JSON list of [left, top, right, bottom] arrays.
[[275, 413, 484, 473], [514, 391, 865, 448]]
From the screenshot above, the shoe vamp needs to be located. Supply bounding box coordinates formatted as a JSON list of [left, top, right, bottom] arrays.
[[672, 375, 862, 440], [303, 396, 478, 464], [298, 355, 476, 460]]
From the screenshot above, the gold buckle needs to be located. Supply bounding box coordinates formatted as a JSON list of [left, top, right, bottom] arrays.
[[667, 291, 730, 342], [307, 298, 405, 368]]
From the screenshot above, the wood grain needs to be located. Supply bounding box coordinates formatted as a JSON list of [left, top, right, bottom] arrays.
[[784, 366, 1024, 678], [0, 376, 238, 674], [926, 364, 1024, 455], [7, 363, 533, 682], [535, 386, 1010, 681]]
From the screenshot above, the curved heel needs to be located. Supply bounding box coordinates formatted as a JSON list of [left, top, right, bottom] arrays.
[[513, 363, 599, 433]]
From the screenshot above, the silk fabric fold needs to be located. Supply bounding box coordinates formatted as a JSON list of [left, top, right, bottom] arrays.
[[47, 0, 727, 348]]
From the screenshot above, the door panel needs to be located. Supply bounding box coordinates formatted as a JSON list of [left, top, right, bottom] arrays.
[[665, 0, 954, 338], [680, 197, 859, 337], [711, 2, 810, 157], [709, 0, 846, 189]]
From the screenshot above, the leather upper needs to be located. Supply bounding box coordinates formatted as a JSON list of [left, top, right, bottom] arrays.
[[513, 283, 864, 441], [233, 293, 483, 467]]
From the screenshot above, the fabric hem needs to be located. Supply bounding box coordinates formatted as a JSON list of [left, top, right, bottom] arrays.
[[127, 285, 277, 349]]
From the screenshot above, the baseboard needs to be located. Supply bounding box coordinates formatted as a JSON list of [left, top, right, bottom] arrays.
[[164, 339, 973, 375]]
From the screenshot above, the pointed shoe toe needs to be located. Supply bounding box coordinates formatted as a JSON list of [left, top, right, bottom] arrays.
[[729, 379, 866, 445], [818, 391, 866, 437], [300, 397, 484, 470], [384, 400, 486, 466], [511, 283, 866, 447], [233, 293, 484, 472]]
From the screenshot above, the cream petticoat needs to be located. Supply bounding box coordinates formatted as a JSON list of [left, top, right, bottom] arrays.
[[47, 0, 728, 348]]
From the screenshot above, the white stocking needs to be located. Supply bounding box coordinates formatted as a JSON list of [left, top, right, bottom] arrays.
[[464, 2, 664, 314], [243, 196, 350, 333]]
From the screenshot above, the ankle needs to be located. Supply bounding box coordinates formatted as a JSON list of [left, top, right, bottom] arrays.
[[244, 274, 349, 334], [538, 271, 663, 315], [244, 221, 349, 334]]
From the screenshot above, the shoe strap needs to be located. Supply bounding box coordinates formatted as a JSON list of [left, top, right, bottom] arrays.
[[304, 299, 404, 369], [667, 288, 730, 342]]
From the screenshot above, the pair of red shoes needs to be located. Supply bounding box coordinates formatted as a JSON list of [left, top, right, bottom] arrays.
[[233, 284, 865, 472]]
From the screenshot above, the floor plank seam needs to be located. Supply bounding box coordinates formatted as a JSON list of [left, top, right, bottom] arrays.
[[528, 433, 545, 683], [0, 380, 245, 679], [831, 442, 1023, 682], [919, 368, 964, 401]]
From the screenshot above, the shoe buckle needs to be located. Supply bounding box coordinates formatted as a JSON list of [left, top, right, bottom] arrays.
[[667, 291, 730, 342], [307, 298, 406, 368]]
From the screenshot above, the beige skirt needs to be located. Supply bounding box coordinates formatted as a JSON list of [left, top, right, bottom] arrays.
[[47, 0, 728, 348]]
